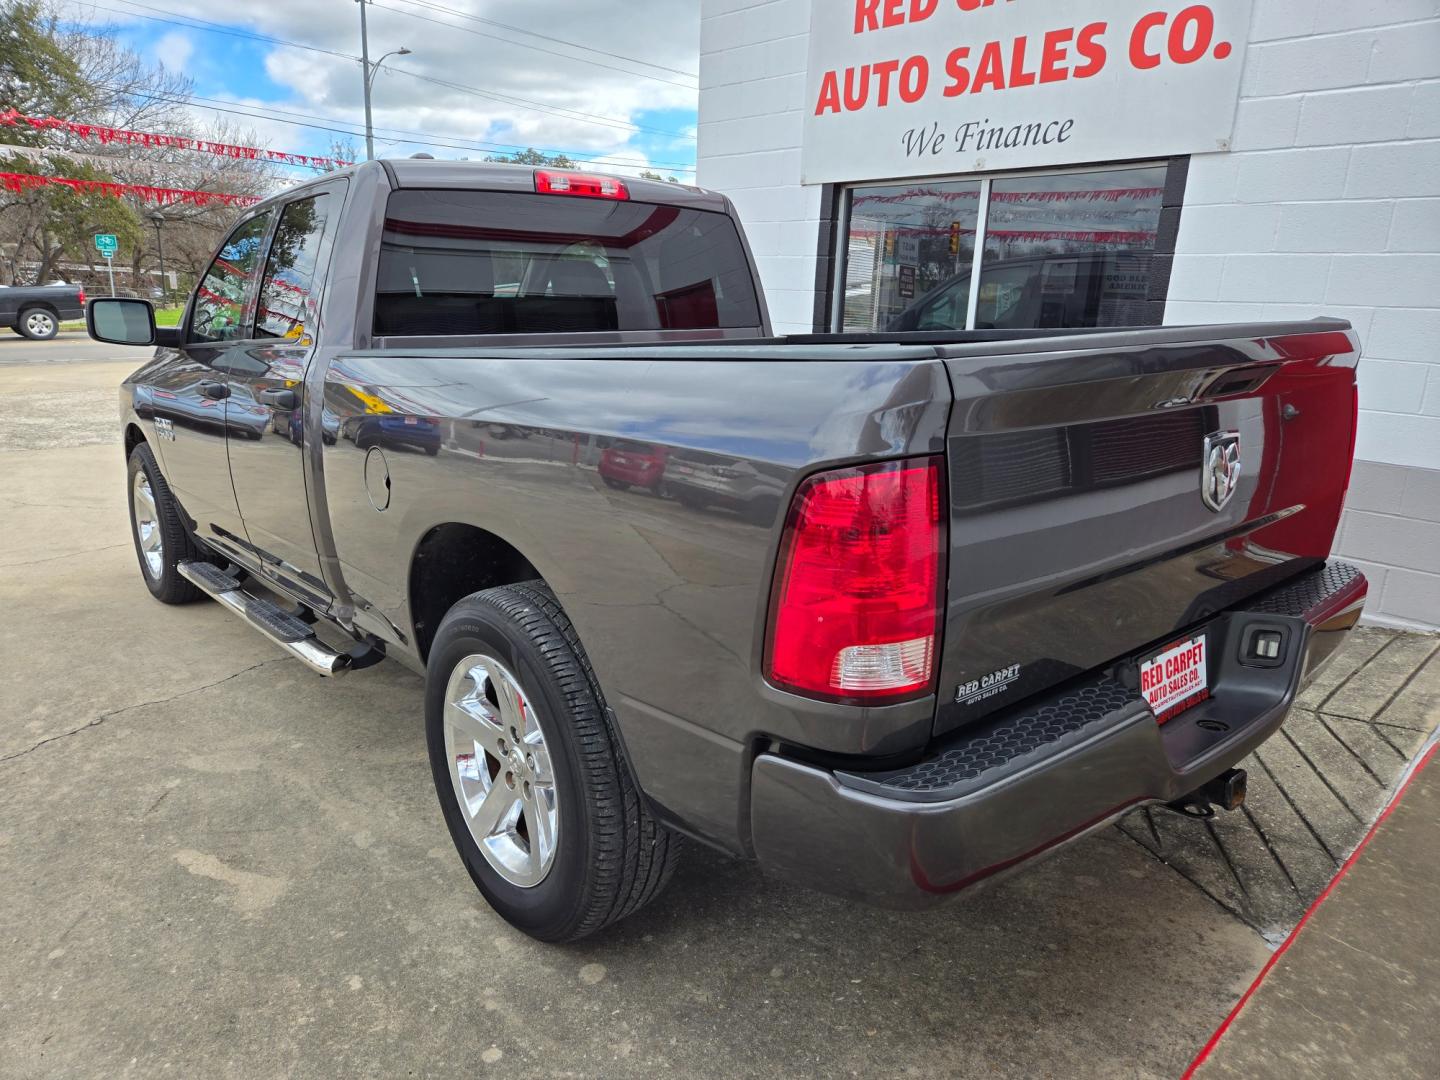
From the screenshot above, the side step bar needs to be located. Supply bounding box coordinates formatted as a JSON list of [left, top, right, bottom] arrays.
[[178, 560, 353, 677]]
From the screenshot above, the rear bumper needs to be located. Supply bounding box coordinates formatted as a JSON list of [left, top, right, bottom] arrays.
[[749, 561, 1367, 910]]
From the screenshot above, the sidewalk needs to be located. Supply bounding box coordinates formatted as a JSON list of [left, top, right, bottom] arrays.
[[1189, 741, 1439, 1079]]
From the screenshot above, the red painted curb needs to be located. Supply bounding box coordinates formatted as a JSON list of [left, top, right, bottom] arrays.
[[1180, 741, 1438, 1080]]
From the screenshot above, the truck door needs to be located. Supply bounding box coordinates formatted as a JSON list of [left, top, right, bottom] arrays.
[[224, 188, 343, 608], [149, 209, 275, 558]]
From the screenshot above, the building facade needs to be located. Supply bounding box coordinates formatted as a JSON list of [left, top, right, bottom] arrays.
[[697, 0, 1440, 629]]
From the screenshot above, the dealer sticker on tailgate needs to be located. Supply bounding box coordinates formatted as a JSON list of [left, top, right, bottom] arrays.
[[1139, 636, 1209, 723]]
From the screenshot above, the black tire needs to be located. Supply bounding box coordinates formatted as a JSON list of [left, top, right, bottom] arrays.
[[426, 582, 680, 942], [602, 477, 630, 491], [17, 306, 59, 340], [126, 442, 205, 604]]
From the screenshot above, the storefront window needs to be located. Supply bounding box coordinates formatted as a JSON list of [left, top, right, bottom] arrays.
[[842, 180, 980, 332], [840, 165, 1168, 333]]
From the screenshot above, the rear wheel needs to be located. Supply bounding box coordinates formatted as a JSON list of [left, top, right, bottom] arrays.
[[127, 443, 204, 604], [18, 307, 58, 340], [426, 582, 680, 942]]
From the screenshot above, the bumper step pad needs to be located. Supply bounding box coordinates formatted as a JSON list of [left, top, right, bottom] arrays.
[[839, 676, 1146, 802], [838, 561, 1366, 805], [1241, 561, 1362, 617]]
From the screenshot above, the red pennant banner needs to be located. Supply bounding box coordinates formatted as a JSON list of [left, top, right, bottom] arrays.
[[853, 186, 1164, 208], [851, 225, 1157, 244], [0, 110, 352, 170], [0, 170, 264, 208]]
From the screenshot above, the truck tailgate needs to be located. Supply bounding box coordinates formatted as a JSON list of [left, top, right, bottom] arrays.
[[933, 325, 1359, 737]]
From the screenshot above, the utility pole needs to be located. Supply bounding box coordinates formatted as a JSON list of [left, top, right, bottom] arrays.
[[357, 0, 410, 162], [358, 0, 374, 161]]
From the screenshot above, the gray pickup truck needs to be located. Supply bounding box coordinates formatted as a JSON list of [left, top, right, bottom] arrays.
[[2, 282, 85, 339], [87, 160, 1368, 943]]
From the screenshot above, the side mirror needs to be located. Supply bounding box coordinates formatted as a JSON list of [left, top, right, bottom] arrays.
[[87, 297, 158, 346]]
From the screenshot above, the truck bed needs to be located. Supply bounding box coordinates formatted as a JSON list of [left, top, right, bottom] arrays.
[[312, 319, 1359, 851]]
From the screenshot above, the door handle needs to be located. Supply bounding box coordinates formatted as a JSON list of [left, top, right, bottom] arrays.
[[258, 388, 297, 409], [199, 381, 230, 400]]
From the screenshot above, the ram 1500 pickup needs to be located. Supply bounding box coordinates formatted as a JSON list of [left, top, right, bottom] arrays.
[[87, 159, 1368, 943]]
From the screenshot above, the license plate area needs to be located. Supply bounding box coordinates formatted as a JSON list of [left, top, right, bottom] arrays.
[[1138, 635, 1210, 724]]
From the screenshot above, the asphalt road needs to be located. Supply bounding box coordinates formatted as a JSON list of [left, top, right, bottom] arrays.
[[0, 330, 144, 365], [0, 336, 1425, 1079]]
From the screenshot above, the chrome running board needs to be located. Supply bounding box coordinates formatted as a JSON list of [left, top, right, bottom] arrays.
[[178, 560, 351, 677]]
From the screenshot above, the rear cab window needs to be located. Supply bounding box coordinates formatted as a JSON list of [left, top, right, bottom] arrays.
[[373, 189, 762, 338]]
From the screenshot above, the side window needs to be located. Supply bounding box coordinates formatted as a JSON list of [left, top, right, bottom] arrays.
[[190, 213, 274, 344], [916, 278, 969, 330], [256, 195, 333, 342]]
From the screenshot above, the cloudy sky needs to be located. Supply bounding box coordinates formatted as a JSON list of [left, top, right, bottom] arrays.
[[61, 0, 700, 178]]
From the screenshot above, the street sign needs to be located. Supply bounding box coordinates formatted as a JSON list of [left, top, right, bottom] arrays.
[[94, 233, 118, 257]]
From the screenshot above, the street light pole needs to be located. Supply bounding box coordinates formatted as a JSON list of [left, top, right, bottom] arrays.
[[358, 0, 374, 161], [150, 212, 167, 306], [357, 0, 410, 161]]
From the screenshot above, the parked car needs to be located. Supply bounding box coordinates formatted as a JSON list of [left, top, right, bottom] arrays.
[[87, 159, 1367, 944], [598, 439, 669, 493], [355, 413, 442, 456], [0, 282, 85, 339], [665, 448, 787, 524]]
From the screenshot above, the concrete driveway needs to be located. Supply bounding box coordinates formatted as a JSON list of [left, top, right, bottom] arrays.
[[0, 340, 1432, 1079]]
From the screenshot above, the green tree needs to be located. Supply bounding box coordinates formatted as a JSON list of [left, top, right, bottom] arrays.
[[0, 2, 88, 140], [484, 148, 577, 168], [639, 169, 680, 184]]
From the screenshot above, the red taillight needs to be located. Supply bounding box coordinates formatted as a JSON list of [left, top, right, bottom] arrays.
[[534, 169, 629, 200], [765, 457, 946, 704], [77, 287, 86, 306]]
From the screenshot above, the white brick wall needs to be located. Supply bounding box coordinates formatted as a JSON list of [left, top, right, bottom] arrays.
[[699, 0, 1440, 628], [1170, 2, 1440, 629], [699, 0, 820, 334]]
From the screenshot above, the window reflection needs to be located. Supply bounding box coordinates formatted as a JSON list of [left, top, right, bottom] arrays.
[[977, 167, 1165, 331], [843, 180, 980, 332], [842, 165, 1167, 333], [190, 213, 273, 343], [257, 195, 332, 343]]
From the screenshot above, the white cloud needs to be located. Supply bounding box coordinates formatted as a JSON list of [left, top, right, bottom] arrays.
[[153, 30, 195, 74], [107, 0, 702, 174]]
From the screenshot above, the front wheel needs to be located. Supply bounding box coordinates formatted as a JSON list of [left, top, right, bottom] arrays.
[[127, 443, 204, 604], [426, 582, 680, 942], [17, 307, 58, 340]]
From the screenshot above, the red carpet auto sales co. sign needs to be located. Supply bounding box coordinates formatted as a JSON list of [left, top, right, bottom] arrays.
[[803, 0, 1254, 184]]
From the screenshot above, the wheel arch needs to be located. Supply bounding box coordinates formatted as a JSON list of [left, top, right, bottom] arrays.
[[124, 422, 147, 457], [408, 522, 545, 663]]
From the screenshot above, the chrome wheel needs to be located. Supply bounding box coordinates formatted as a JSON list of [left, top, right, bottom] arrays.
[[24, 310, 56, 338], [444, 655, 559, 888], [131, 470, 164, 579]]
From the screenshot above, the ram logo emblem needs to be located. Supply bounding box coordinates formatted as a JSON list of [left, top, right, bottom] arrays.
[[1201, 430, 1241, 512]]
